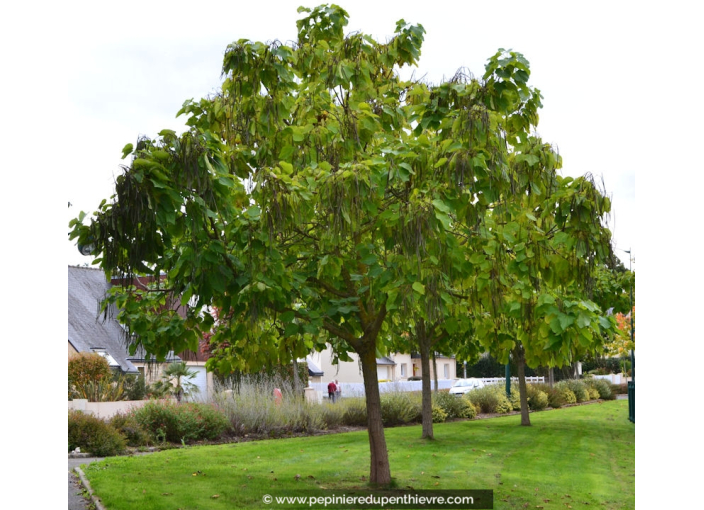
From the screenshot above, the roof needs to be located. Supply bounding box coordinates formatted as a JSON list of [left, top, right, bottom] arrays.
[[68, 266, 180, 373], [376, 356, 396, 366], [305, 358, 324, 377]]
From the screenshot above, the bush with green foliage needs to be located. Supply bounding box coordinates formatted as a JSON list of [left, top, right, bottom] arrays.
[[340, 398, 368, 427], [434, 391, 476, 419], [611, 383, 628, 395], [556, 379, 589, 402], [508, 387, 521, 411], [69, 352, 115, 401], [554, 382, 577, 404], [214, 377, 328, 435], [123, 373, 147, 401], [531, 383, 566, 408], [132, 400, 229, 443], [316, 402, 345, 430], [583, 378, 615, 400], [526, 385, 549, 411], [108, 411, 153, 447], [380, 392, 422, 426], [69, 410, 126, 456], [466, 384, 513, 414], [573, 381, 591, 402], [432, 404, 448, 423]]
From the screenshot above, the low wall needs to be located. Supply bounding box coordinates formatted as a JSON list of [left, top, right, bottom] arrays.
[[68, 399, 151, 419]]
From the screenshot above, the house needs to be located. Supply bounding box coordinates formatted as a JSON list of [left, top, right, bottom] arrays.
[[307, 345, 456, 384], [68, 265, 213, 397]]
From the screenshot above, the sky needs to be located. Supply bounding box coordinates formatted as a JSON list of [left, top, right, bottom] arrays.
[[61, 0, 642, 270]]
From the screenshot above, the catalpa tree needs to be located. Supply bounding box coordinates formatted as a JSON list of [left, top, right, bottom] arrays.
[[70, 4, 613, 482]]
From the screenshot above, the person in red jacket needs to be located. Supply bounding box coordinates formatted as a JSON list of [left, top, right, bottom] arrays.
[[327, 380, 337, 403]]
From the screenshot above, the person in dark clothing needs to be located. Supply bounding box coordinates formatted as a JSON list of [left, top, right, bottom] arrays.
[[327, 380, 337, 402]]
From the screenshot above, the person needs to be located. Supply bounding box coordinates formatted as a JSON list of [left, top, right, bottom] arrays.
[[327, 380, 337, 402], [273, 387, 283, 406], [335, 379, 341, 402]]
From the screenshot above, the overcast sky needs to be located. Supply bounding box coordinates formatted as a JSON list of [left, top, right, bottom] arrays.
[[62, 0, 646, 269]]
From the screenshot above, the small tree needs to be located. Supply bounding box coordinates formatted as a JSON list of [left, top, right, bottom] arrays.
[[68, 352, 112, 400], [158, 362, 199, 402]]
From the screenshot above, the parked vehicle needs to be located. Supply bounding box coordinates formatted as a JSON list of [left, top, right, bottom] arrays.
[[448, 378, 485, 396]]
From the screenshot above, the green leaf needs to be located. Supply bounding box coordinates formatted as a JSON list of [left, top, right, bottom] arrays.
[[279, 311, 296, 323], [279, 145, 295, 160], [121, 143, 133, 159], [412, 282, 425, 295], [431, 199, 451, 213], [576, 312, 591, 329], [434, 157, 448, 168]]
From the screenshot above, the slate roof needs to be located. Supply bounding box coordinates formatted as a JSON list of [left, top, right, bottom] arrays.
[[68, 266, 180, 373], [305, 357, 324, 377]]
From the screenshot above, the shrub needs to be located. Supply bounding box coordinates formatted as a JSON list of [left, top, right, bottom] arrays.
[[123, 373, 147, 401], [69, 410, 126, 456], [434, 391, 476, 419], [213, 377, 316, 436], [457, 395, 478, 419], [316, 402, 345, 430], [583, 378, 615, 400], [508, 387, 521, 411], [611, 383, 628, 395], [556, 380, 589, 403], [554, 382, 577, 404], [380, 392, 422, 426], [467, 384, 513, 414], [495, 394, 514, 414], [132, 400, 229, 443], [432, 404, 447, 423], [108, 412, 152, 447], [526, 385, 548, 411], [340, 398, 368, 427], [531, 383, 565, 408], [69, 353, 114, 401]]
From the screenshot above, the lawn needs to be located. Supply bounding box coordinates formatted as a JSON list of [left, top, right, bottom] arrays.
[[81, 400, 634, 509]]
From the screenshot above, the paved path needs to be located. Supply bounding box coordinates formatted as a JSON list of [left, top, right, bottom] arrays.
[[69, 456, 104, 510]]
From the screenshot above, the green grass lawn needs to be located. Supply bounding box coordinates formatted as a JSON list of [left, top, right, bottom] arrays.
[[81, 400, 634, 509]]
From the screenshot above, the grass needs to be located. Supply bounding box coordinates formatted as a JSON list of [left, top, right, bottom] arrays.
[[81, 400, 634, 509]]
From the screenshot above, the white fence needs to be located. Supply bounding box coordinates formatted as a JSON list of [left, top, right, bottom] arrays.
[[481, 376, 545, 385], [592, 374, 625, 384], [311, 376, 545, 401]]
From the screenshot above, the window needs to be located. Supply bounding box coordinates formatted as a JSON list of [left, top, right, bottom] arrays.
[[443, 363, 449, 379], [400, 363, 407, 377]]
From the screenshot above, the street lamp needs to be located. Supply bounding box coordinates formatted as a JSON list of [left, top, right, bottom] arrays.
[[625, 249, 634, 383]]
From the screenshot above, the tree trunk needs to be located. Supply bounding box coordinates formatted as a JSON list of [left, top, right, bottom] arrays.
[[359, 347, 392, 485], [418, 321, 434, 439], [432, 351, 438, 394], [514, 346, 531, 426], [292, 356, 302, 399]]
